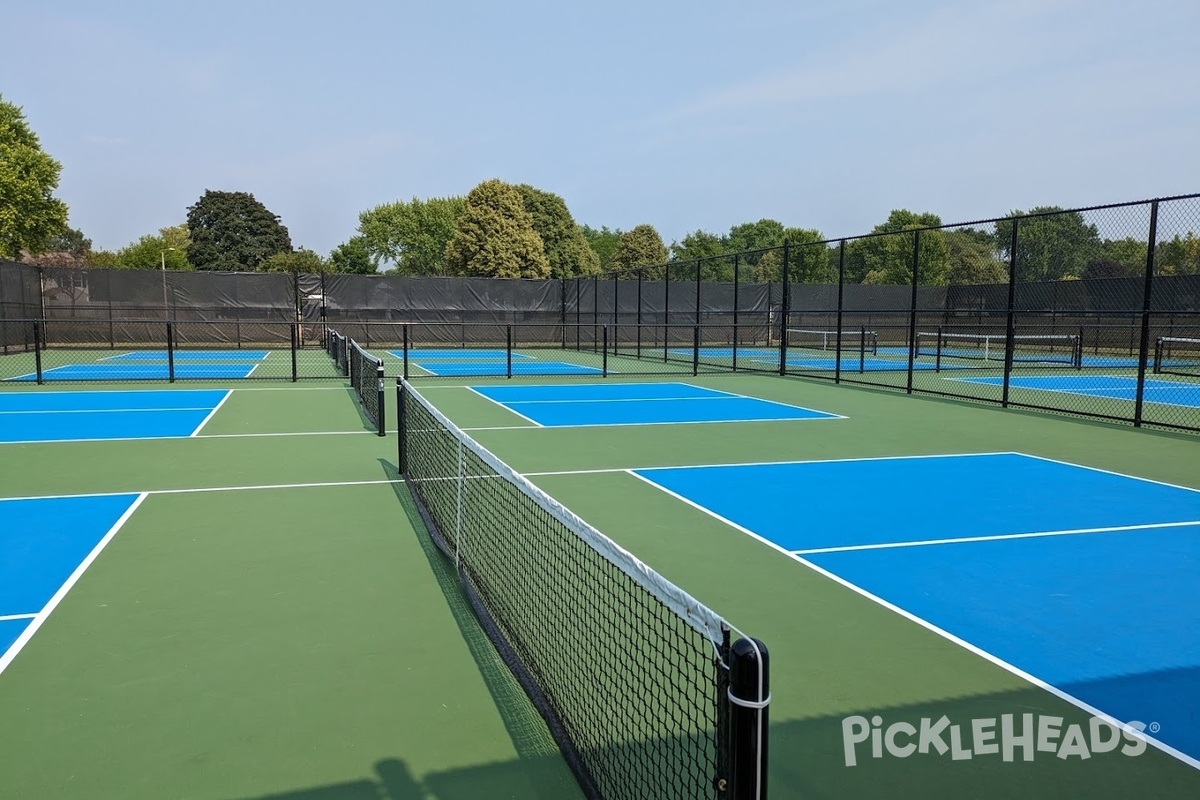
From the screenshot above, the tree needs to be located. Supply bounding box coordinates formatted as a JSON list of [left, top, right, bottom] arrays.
[[848, 210, 948, 285], [1156, 232, 1200, 275], [1099, 237, 1148, 274], [1080, 259, 1129, 281], [443, 179, 549, 278], [996, 207, 1101, 283], [580, 224, 623, 272], [0, 94, 69, 258], [670, 230, 728, 280], [782, 227, 830, 283], [515, 184, 599, 278], [186, 190, 292, 271], [113, 225, 192, 270], [21, 225, 91, 267], [358, 196, 464, 275], [945, 228, 1006, 285], [329, 236, 375, 274], [261, 247, 328, 273], [611, 224, 667, 275]]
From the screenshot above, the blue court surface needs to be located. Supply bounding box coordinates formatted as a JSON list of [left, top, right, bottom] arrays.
[[102, 350, 269, 363], [633, 452, 1200, 764], [958, 375, 1200, 408], [0, 494, 142, 669], [470, 382, 841, 427], [0, 389, 230, 443], [9, 364, 258, 381]]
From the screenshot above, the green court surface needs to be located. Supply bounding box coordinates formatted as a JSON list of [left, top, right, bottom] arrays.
[[1, 374, 1198, 799]]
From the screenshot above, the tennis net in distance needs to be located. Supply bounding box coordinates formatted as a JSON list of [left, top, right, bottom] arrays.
[[786, 328, 878, 354], [915, 330, 1082, 368], [397, 379, 769, 800], [1154, 336, 1200, 378], [348, 338, 385, 436]]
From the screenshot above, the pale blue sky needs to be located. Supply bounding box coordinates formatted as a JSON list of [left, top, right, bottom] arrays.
[[3, 0, 1198, 257]]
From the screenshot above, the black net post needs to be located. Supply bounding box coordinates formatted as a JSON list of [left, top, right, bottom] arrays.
[[33, 320, 43, 385], [692, 325, 700, 376], [858, 326, 866, 374], [1133, 200, 1160, 427], [602, 325, 609, 377], [936, 326, 944, 372], [402, 324, 410, 381], [905, 231, 920, 394], [290, 322, 299, 382], [166, 322, 176, 383], [729, 637, 770, 800], [506, 325, 513, 379], [396, 378, 405, 473], [375, 361, 386, 437]]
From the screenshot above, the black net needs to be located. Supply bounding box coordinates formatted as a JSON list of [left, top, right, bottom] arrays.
[[348, 338, 383, 435], [1155, 336, 1200, 377], [400, 380, 744, 800]]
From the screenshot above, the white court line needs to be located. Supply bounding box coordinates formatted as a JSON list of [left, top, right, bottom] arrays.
[[190, 390, 233, 437], [0, 429, 377, 446], [792, 519, 1200, 556], [1018, 451, 1200, 495], [625, 469, 1200, 772], [0, 478, 404, 504], [466, 386, 544, 427], [0, 493, 147, 678], [0, 613, 37, 623], [0, 407, 218, 415], [518, 452, 1016, 477]]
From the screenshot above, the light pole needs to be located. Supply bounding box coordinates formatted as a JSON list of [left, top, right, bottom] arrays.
[[160, 247, 176, 320]]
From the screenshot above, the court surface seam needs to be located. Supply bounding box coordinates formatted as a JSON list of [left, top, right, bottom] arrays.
[[0, 478, 405, 503]]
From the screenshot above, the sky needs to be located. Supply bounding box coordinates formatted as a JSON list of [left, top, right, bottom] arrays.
[[2, 0, 1198, 259]]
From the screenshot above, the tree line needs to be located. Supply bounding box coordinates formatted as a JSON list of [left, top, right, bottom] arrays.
[[5, 94, 1199, 284]]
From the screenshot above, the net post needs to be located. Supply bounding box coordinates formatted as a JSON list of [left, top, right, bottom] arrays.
[[935, 327, 943, 372], [375, 361, 386, 437], [729, 637, 770, 800], [602, 325, 609, 377], [692, 325, 700, 376], [858, 325, 866, 374], [1075, 326, 1084, 370], [1133, 200, 1159, 427], [167, 322, 176, 383], [1152, 337, 1162, 375], [290, 322, 299, 382], [506, 325, 513, 379], [33, 319, 44, 385], [402, 324, 410, 381], [396, 378, 406, 474], [905, 231, 919, 394]]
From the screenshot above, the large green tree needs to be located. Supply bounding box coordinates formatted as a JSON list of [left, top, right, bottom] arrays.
[[261, 247, 328, 273], [996, 207, 1101, 283], [1156, 232, 1200, 275], [113, 224, 192, 270], [0, 95, 69, 259], [328, 236, 376, 274], [186, 190, 292, 271], [945, 228, 1006, 285], [515, 184, 599, 278], [670, 230, 728, 280], [358, 196, 464, 275], [444, 179, 549, 278], [580, 224, 623, 272], [611, 224, 668, 275], [846, 210, 948, 285]]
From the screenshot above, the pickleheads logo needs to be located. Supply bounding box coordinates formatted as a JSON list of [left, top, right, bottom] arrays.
[[841, 714, 1150, 767]]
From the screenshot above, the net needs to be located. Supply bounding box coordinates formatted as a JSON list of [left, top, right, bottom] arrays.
[[398, 380, 767, 800], [915, 331, 1082, 367], [1154, 337, 1200, 378], [327, 329, 348, 373], [348, 338, 385, 436], [786, 328, 878, 354]]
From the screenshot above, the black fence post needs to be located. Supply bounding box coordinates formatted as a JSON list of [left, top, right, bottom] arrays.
[[779, 243, 790, 376], [636, 269, 643, 359], [612, 272, 619, 355], [560, 278, 567, 350], [729, 637, 770, 800], [402, 324, 410, 381], [166, 322, 176, 383], [732, 254, 740, 372], [663, 267, 670, 363], [905, 231, 920, 393], [1133, 201, 1160, 427], [834, 241, 846, 384], [33, 320, 44, 385], [694, 259, 702, 329], [1002, 220, 1019, 408]]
